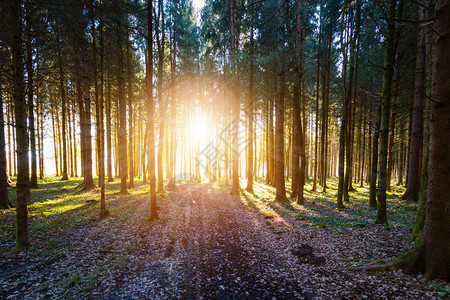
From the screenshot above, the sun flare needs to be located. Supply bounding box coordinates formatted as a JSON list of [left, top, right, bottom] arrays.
[[190, 118, 209, 140]]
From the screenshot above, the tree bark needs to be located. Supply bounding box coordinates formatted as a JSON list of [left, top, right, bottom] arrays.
[[147, 0, 158, 220], [57, 37, 68, 181], [117, 30, 128, 194], [376, 0, 396, 224], [274, 0, 287, 202], [246, 1, 254, 193], [401, 3, 425, 202], [127, 39, 135, 189], [403, 0, 450, 281], [106, 77, 113, 182], [11, 0, 30, 248], [0, 78, 12, 209], [230, 0, 240, 196], [157, 0, 165, 193], [98, 17, 108, 218], [25, 8, 38, 188]]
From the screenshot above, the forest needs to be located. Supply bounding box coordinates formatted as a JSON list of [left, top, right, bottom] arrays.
[[0, 0, 449, 298]]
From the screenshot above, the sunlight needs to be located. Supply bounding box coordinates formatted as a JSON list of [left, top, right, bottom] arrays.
[[190, 117, 209, 141]]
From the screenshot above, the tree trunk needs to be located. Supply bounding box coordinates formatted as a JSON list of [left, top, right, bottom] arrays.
[[157, 0, 165, 193], [11, 0, 29, 249], [386, 87, 398, 191], [292, 0, 305, 204], [106, 77, 113, 182], [147, 0, 158, 220], [230, 0, 240, 196], [344, 0, 360, 201], [25, 9, 38, 188], [98, 18, 108, 218], [403, 0, 450, 281], [0, 78, 12, 209], [72, 96, 77, 177], [268, 89, 274, 185], [376, 0, 396, 224], [127, 39, 135, 189], [274, 0, 287, 202], [312, 45, 320, 193], [57, 39, 68, 181], [401, 2, 425, 202], [246, 3, 254, 193], [337, 2, 350, 208]]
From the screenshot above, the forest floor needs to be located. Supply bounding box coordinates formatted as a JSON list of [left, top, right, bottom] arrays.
[[0, 176, 448, 299]]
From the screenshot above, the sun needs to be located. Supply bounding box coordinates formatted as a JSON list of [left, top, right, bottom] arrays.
[[190, 118, 209, 140]]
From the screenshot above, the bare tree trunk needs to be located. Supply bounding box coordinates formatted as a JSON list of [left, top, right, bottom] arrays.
[[72, 97, 77, 177], [24, 8, 38, 188], [403, 0, 450, 281], [246, 2, 254, 193], [147, 0, 158, 220], [268, 89, 274, 185], [157, 0, 165, 193], [106, 77, 113, 182], [274, 0, 287, 202], [51, 104, 59, 176], [344, 0, 360, 202], [57, 39, 68, 181], [230, 0, 240, 196], [11, 0, 29, 248], [98, 17, 108, 218], [0, 78, 12, 208], [127, 39, 135, 189], [117, 46, 128, 194], [376, 0, 396, 224], [369, 101, 381, 208], [292, 0, 305, 204], [337, 3, 350, 208], [401, 3, 425, 202]]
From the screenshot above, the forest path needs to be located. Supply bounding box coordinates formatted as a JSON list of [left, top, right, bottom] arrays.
[[1, 181, 435, 299], [104, 183, 312, 299]]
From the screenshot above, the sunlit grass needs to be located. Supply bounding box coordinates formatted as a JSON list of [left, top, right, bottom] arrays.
[[225, 176, 414, 230], [0, 175, 153, 241], [1, 175, 415, 244]]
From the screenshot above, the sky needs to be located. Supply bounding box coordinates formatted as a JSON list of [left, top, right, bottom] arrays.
[[192, 0, 205, 10]]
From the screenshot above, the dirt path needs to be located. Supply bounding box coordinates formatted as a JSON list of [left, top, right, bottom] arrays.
[[104, 184, 312, 299]]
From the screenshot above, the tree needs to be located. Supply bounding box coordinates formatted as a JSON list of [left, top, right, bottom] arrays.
[[401, 1, 425, 203], [274, 0, 287, 202], [25, 4, 38, 188], [402, 0, 450, 281], [57, 30, 69, 181], [157, 0, 166, 194], [230, 0, 240, 196], [117, 19, 128, 195], [375, 0, 396, 224], [97, 13, 108, 218], [245, 0, 254, 193], [0, 77, 12, 209], [11, 0, 30, 249], [291, 0, 306, 204], [147, 0, 158, 221]]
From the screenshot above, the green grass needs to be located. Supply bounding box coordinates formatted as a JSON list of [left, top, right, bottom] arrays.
[[1, 175, 414, 244], [228, 177, 415, 230], [0, 175, 154, 242]]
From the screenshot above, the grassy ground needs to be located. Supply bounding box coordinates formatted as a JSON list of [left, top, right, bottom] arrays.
[[1, 176, 152, 242], [1, 176, 414, 243], [219, 176, 415, 231]]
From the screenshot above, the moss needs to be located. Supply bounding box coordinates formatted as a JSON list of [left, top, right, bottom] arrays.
[[410, 187, 426, 243]]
